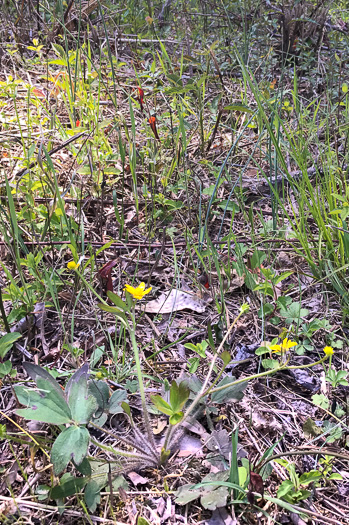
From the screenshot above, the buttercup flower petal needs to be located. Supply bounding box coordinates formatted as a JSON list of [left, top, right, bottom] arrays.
[[124, 282, 152, 300], [282, 338, 297, 350], [124, 284, 136, 294], [270, 344, 281, 353], [67, 261, 79, 270], [323, 346, 334, 356]]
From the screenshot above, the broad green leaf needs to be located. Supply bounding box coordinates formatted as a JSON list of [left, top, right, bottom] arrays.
[[211, 376, 247, 404], [187, 357, 200, 373], [98, 303, 128, 325], [15, 379, 72, 425], [0, 332, 21, 358], [218, 200, 239, 212], [51, 426, 89, 475], [328, 473, 343, 480], [220, 351, 231, 366], [200, 485, 228, 510], [0, 360, 12, 377], [51, 43, 66, 59], [23, 363, 65, 400], [170, 381, 190, 413], [65, 364, 89, 396], [121, 402, 131, 417], [273, 271, 293, 285], [50, 475, 87, 500], [175, 484, 202, 505], [88, 380, 110, 411], [251, 250, 266, 269], [169, 412, 184, 425], [277, 480, 294, 497], [184, 342, 198, 352], [255, 346, 270, 356], [106, 291, 128, 311], [262, 358, 280, 370], [137, 517, 151, 525], [108, 389, 127, 414], [184, 341, 207, 358], [150, 395, 173, 416], [298, 470, 321, 485], [66, 366, 98, 424], [84, 480, 101, 512], [74, 457, 91, 476]]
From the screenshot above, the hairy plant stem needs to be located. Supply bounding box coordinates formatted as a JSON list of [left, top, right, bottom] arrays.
[[162, 306, 247, 454], [89, 421, 152, 458], [163, 320, 329, 458], [74, 270, 109, 306], [90, 437, 155, 464], [129, 318, 157, 456]]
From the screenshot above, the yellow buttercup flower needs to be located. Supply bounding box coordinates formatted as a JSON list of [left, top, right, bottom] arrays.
[[323, 346, 334, 356], [124, 282, 152, 300], [270, 338, 297, 353], [67, 261, 79, 270]]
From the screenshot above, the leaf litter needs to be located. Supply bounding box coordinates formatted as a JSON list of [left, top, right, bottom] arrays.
[[0, 4, 349, 525]]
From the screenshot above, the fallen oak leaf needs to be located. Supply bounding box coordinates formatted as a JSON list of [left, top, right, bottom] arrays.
[[137, 289, 211, 314]]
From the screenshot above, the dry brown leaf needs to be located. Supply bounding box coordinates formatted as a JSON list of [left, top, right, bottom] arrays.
[[140, 289, 210, 314], [128, 471, 149, 486], [177, 435, 204, 458], [153, 419, 167, 435], [229, 270, 245, 291]]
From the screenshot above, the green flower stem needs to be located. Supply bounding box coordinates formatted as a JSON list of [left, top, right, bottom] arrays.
[[207, 355, 329, 397], [75, 275, 157, 455], [256, 447, 349, 473], [207, 366, 287, 396], [163, 306, 248, 449], [73, 270, 109, 306], [286, 355, 328, 369], [202, 361, 231, 397]]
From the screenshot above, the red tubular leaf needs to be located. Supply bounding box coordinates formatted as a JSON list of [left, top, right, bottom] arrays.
[[148, 116, 160, 140], [98, 260, 118, 293]]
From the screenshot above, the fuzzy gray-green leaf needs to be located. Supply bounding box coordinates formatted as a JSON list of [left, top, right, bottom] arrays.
[[51, 426, 89, 475]]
